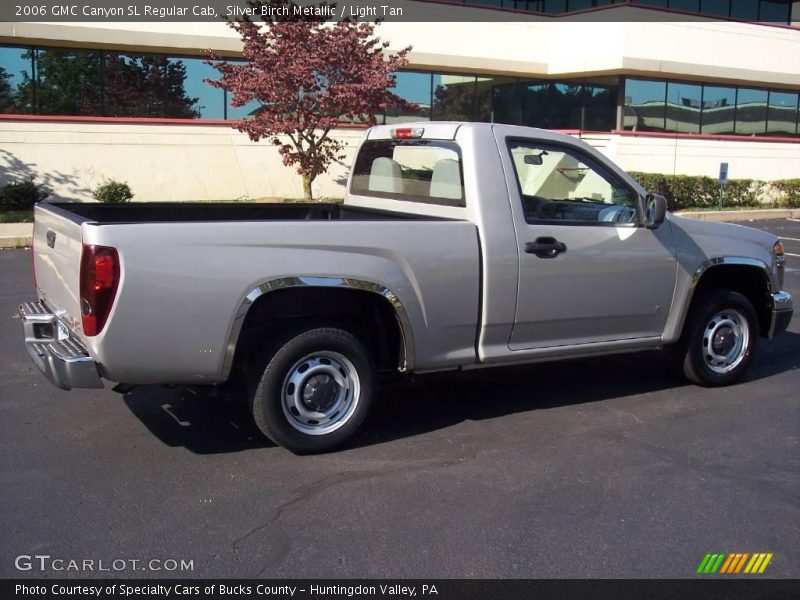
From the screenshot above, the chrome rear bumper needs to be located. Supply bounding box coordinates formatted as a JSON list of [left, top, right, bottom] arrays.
[[19, 300, 103, 390], [768, 291, 793, 339]]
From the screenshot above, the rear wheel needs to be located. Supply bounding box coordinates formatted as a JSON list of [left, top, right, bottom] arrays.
[[677, 290, 758, 387], [250, 327, 375, 454]]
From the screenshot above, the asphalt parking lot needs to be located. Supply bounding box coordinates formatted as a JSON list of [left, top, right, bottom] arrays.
[[0, 219, 798, 580]]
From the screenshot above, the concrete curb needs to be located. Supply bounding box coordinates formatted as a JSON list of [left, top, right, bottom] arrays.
[[676, 208, 800, 222], [0, 223, 33, 249]]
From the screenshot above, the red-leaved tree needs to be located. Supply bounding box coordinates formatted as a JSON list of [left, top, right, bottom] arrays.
[[207, 0, 413, 200]]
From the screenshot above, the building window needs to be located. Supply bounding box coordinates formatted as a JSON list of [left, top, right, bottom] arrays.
[[699, 0, 731, 17], [522, 81, 584, 129], [386, 71, 432, 124], [0, 46, 34, 114], [735, 87, 768, 135], [670, 0, 700, 12], [767, 91, 799, 136], [758, 0, 791, 22], [432, 74, 476, 121], [581, 80, 619, 131], [666, 81, 702, 134], [475, 76, 519, 124], [170, 57, 224, 120], [33, 48, 103, 116], [701, 85, 736, 134], [623, 79, 667, 132], [729, 0, 758, 19]]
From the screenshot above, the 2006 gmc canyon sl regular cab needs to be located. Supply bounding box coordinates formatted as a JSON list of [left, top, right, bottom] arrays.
[[21, 122, 793, 453]]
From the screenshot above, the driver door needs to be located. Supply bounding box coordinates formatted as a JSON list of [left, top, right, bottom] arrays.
[[499, 135, 678, 351]]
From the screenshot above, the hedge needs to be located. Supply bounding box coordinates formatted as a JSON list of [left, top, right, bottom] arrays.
[[628, 172, 800, 210]]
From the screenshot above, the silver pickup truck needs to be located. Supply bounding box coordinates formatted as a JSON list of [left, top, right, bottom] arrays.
[[20, 122, 793, 453]]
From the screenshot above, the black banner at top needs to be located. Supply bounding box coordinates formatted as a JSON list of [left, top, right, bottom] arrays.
[[0, 0, 794, 23]]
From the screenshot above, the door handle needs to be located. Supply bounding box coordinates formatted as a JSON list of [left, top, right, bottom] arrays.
[[46, 230, 56, 248], [524, 237, 567, 259]]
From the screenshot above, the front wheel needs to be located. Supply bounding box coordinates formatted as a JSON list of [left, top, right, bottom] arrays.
[[677, 290, 758, 387], [250, 327, 375, 454]]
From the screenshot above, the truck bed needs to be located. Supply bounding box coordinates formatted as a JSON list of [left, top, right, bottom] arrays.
[[32, 201, 481, 385], [45, 202, 449, 224]]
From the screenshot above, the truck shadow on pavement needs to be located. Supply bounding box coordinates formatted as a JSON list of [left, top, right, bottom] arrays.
[[122, 332, 800, 454]]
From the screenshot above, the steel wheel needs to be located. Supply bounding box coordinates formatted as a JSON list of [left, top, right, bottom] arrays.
[[281, 351, 361, 436], [701, 309, 750, 375], [677, 289, 758, 387]]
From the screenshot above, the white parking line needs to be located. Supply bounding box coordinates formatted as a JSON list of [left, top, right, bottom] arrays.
[[786, 253, 800, 258], [779, 236, 800, 242], [789, 218, 800, 223]]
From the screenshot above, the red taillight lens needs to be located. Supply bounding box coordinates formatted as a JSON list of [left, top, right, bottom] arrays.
[[392, 127, 424, 139], [80, 244, 120, 337]]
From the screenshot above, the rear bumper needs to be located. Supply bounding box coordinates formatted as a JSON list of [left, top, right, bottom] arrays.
[[768, 291, 793, 339], [19, 300, 104, 390]]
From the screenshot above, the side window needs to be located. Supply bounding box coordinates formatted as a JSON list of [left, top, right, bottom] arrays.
[[507, 140, 639, 225]]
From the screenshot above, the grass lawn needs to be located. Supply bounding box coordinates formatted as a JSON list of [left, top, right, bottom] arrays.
[[0, 209, 33, 223]]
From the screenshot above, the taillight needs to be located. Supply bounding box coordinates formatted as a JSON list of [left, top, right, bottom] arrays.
[[392, 127, 424, 139], [80, 244, 120, 337]]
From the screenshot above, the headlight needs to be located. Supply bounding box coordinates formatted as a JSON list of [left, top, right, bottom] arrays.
[[774, 240, 785, 288]]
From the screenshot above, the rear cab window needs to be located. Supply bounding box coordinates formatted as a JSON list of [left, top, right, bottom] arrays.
[[350, 140, 465, 208]]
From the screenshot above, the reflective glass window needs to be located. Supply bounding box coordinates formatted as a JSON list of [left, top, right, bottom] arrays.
[[475, 75, 519, 124], [735, 87, 768, 135], [544, 0, 567, 12], [623, 78, 666, 131], [522, 81, 583, 129], [665, 81, 702, 133], [759, 0, 791, 22], [582, 80, 618, 131], [386, 71, 432, 124], [700, 0, 730, 16], [34, 48, 102, 116], [0, 46, 34, 113], [169, 57, 223, 119], [670, 0, 700, 12], [432, 74, 476, 121], [766, 91, 798, 136], [635, 0, 669, 7], [729, 0, 758, 19], [567, 0, 594, 10], [701, 85, 736, 134]]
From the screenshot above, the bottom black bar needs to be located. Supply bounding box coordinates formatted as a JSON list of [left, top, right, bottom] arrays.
[[1, 580, 799, 600]]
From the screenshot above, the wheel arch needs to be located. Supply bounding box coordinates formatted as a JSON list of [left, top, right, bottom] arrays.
[[683, 257, 774, 339], [221, 277, 415, 381]]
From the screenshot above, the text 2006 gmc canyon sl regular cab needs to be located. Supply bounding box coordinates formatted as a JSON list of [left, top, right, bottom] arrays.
[[21, 123, 793, 453]]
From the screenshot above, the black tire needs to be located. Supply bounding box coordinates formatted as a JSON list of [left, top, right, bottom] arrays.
[[250, 327, 375, 454], [676, 289, 758, 387]]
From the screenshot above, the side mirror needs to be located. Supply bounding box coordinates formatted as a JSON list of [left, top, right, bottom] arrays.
[[524, 154, 543, 166], [645, 194, 667, 229]]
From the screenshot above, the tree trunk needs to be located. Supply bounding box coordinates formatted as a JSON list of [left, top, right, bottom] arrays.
[[302, 174, 313, 201]]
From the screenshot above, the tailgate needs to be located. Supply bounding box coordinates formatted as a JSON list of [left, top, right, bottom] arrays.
[[33, 204, 88, 335]]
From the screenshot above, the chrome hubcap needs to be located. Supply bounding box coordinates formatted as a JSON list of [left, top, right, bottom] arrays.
[[282, 351, 360, 435], [702, 309, 749, 374]]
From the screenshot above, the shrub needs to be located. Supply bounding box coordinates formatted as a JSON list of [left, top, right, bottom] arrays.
[[771, 179, 800, 208], [628, 172, 763, 210], [93, 180, 133, 204], [0, 177, 51, 210]]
